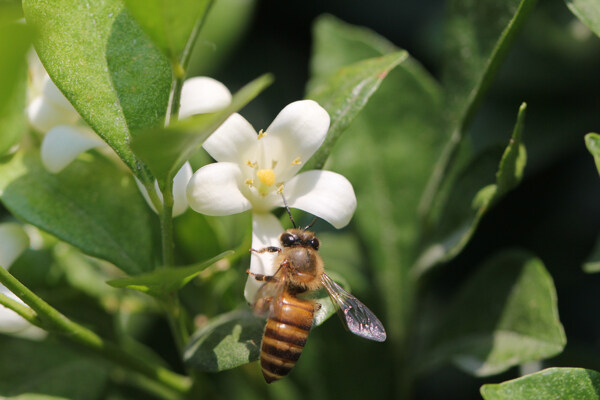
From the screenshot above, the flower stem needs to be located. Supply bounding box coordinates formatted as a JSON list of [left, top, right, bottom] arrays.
[[0, 266, 191, 396]]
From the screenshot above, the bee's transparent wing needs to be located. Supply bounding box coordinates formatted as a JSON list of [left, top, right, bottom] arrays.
[[320, 273, 387, 342]]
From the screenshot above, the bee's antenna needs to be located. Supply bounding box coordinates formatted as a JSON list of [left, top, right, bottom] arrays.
[[304, 217, 318, 231], [280, 193, 297, 229]]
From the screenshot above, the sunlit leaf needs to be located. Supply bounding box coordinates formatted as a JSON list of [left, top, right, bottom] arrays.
[[0, 151, 155, 275], [107, 251, 232, 296], [414, 103, 527, 277], [0, 10, 31, 155], [0, 335, 109, 399], [184, 309, 265, 372], [123, 0, 212, 64], [565, 0, 600, 38], [131, 73, 273, 186], [304, 51, 409, 171], [424, 250, 565, 377], [585, 132, 600, 176], [23, 0, 171, 182], [481, 367, 600, 399]]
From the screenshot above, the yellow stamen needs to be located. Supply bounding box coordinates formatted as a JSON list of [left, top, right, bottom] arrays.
[[245, 179, 254, 187], [291, 157, 302, 165], [256, 169, 275, 186], [276, 184, 284, 194], [257, 129, 267, 139], [246, 160, 257, 168]]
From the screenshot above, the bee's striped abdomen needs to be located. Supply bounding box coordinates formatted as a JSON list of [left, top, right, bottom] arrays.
[[260, 293, 314, 383]]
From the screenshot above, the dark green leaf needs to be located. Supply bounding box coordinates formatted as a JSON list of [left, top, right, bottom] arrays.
[[443, 0, 538, 128], [184, 309, 265, 372], [131, 73, 273, 185], [481, 367, 600, 399], [123, 0, 212, 64], [414, 103, 527, 277], [0, 335, 109, 399], [0, 11, 31, 156], [107, 250, 232, 296], [583, 234, 600, 273], [304, 51, 409, 171], [585, 132, 600, 176], [566, 0, 600, 38], [23, 0, 171, 181], [424, 250, 565, 377], [310, 16, 445, 342], [0, 151, 155, 275]]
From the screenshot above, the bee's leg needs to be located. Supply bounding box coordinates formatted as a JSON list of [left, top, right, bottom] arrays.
[[246, 269, 277, 282], [313, 302, 322, 312], [250, 246, 281, 254]]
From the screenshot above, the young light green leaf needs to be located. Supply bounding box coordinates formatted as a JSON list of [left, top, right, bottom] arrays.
[[0, 151, 155, 275], [23, 0, 172, 182], [566, 0, 600, 38], [424, 250, 565, 377], [184, 309, 265, 372], [0, 335, 109, 399], [481, 367, 600, 399], [107, 250, 232, 296], [131, 73, 273, 186], [304, 51, 409, 171], [414, 103, 527, 277], [583, 234, 600, 273], [0, 12, 31, 156], [123, 0, 212, 65], [585, 132, 600, 176]]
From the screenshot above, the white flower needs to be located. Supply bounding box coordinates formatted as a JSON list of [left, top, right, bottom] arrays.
[[0, 223, 46, 339], [185, 100, 357, 301]]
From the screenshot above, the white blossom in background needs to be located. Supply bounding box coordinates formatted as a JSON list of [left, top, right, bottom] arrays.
[[185, 100, 357, 301], [0, 223, 46, 339], [135, 76, 232, 216]]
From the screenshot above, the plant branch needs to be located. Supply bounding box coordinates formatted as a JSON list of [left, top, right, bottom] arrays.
[[0, 266, 191, 396]]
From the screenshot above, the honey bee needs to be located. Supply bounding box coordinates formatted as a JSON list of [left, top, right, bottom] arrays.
[[248, 214, 386, 383]]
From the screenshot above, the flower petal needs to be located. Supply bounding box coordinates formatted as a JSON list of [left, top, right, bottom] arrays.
[[172, 162, 193, 216], [202, 113, 258, 163], [0, 223, 29, 269], [282, 170, 357, 229], [179, 77, 232, 119], [244, 213, 284, 303], [27, 96, 80, 133], [263, 100, 330, 180], [41, 125, 105, 173], [135, 162, 193, 217], [186, 162, 251, 215]]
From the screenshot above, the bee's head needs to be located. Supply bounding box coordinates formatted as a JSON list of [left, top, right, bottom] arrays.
[[280, 229, 320, 250]]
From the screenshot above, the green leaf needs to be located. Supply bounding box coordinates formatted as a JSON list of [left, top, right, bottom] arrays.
[[107, 250, 232, 296], [583, 234, 600, 273], [309, 16, 445, 342], [566, 0, 600, 38], [443, 0, 538, 128], [0, 335, 109, 399], [304, 51, 409, 171], [23, 0, 172, 181], [0, 10, 32, 155], [424, 250, 566, 377], [481, 367, 600, 399], [414, 103, 527, 277], [585, 133, 600, 176], [184, 309, 265, 372], [123, 0, 212, 64], [0, 151, 155, 275], [131, 73, 273, 185]]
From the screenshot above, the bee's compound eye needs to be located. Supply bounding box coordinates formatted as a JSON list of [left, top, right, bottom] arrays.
[[280, 233, 296, 246], [309, 238, 320, 250]]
